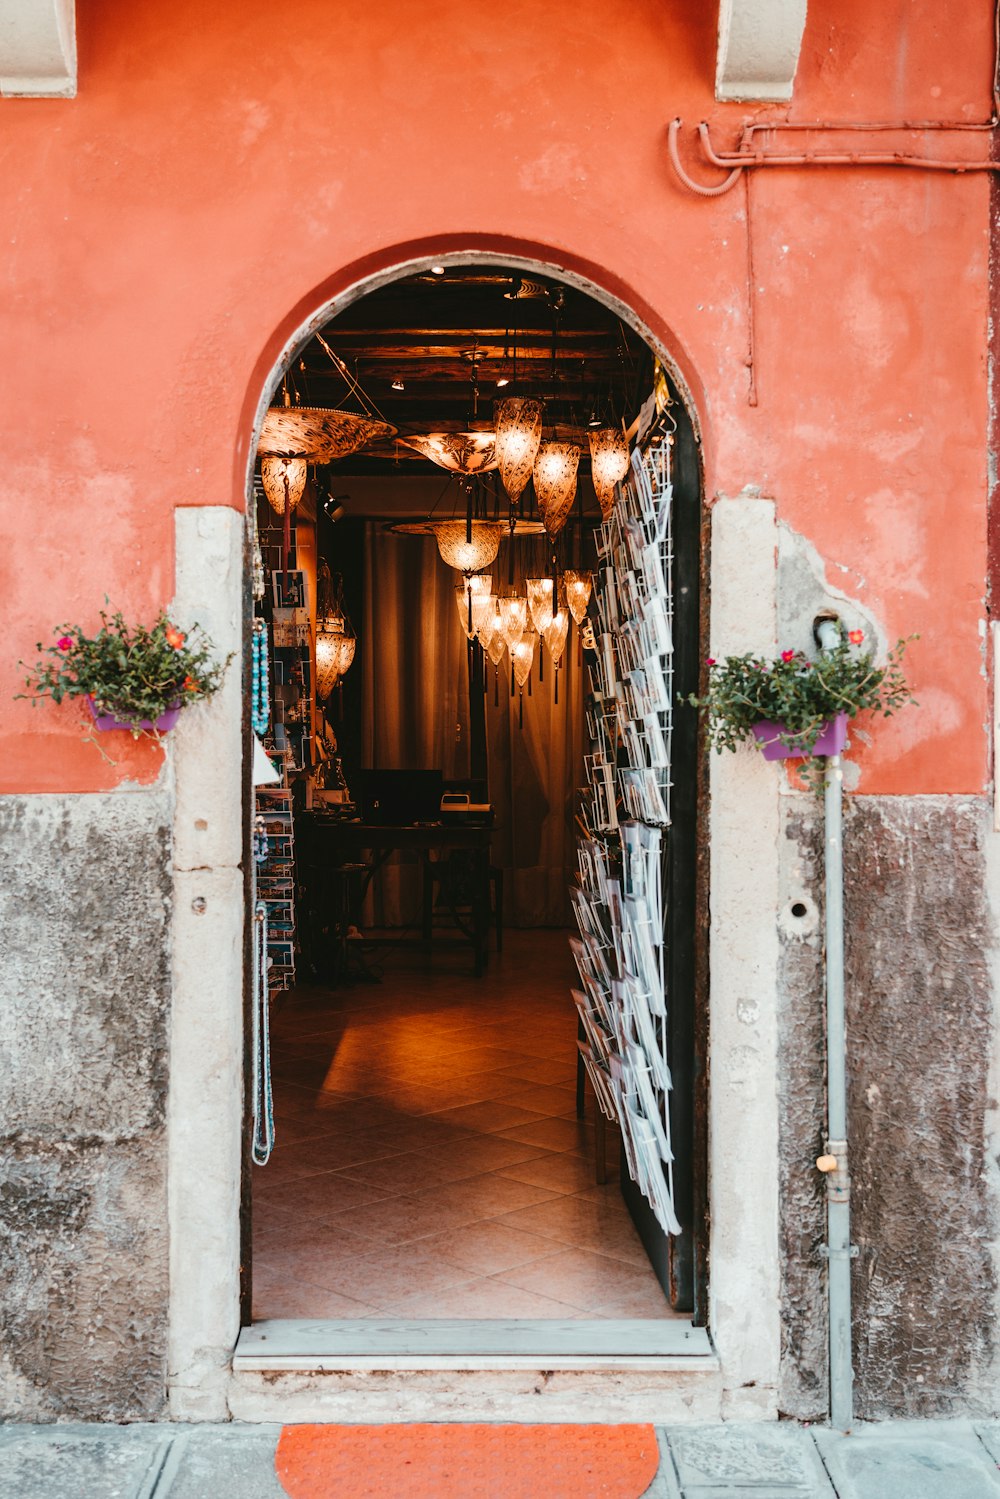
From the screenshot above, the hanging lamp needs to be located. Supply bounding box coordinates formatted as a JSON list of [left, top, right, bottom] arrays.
[[260, 455, 307, 516], [498, 595, 528, 653], [483, 608, 508, 706], [526, 576, 556, 633], [455, 575, 494, 640], [432, 520, 501, 573], [494, 397, 544, 506], [258, 405, 396, 464], [533, 442, 580, 539], [544, 607, 570, 704], [510, 631, 536, 727], [588, 426, 630, 521], [315, 564, 357, 702], [399, 432, 498, 474], [562, 568, 593, 625]]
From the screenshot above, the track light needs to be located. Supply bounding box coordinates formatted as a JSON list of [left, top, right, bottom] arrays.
[[496, 375, 510, 388], [323, 493, 349, 524], [391, 377, 405, 391], [430, 265, 445, 276]]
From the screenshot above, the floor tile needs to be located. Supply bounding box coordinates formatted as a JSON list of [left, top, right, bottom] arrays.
[[315, 1241, 478, 1308], [497, 1116, 596, 1153], [495, 1151, 603, 1195], [378, 1277, 588, 1319], [253, 931, 667, 1320], [252, 1275, 379, 1319], [428, 1100, 548, 1133], [499, 1245, 661, 1310], [254, 1171, 392, 1222], [416, 1222, 564, 1276]]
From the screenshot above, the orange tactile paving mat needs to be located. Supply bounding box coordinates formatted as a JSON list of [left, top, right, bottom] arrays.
[[275, 1422, 661, 1498]]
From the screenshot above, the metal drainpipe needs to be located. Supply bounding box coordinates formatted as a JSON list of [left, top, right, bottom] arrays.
[[814, 613, 855, 1431]]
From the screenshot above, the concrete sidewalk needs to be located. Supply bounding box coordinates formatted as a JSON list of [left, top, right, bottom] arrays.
[[2, 1418, 999, 1497]]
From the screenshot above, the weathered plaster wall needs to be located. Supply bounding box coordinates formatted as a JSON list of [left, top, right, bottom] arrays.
[[0, 791, 172, 1420], [0, 0, 992, 797], [777, 795, 998, 1420]]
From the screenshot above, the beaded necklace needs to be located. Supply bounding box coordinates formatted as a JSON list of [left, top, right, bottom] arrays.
[[251, 618, 271, 736]]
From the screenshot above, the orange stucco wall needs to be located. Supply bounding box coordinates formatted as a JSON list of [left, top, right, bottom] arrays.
[[0, 0, 992, 793]]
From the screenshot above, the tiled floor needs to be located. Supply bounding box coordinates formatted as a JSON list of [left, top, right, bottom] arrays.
[[253, 928, 678, 1321]]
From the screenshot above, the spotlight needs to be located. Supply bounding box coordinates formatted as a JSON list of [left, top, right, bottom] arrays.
[[323, 493, 349, 524], [430, 264, 445, 276], [496, 376, 510, 388], [391, 377, 405, 391]]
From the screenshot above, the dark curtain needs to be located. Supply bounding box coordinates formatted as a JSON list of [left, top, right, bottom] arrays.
[[361, 524, 584, 927]]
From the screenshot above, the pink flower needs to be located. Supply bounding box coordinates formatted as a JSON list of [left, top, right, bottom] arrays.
[[848, 629, 864, 645], [781, 649, 795, 663], [57, 636, 73, 652], [705, 656, 716, 667]]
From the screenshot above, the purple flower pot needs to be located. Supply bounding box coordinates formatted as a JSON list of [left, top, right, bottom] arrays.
[[751, 711, 849, 760], [86, 697, 182, 733]]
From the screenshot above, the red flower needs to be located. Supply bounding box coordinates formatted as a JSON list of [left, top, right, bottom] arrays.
[[781, 649, 795, 663], [56, 635, 73, 652], [705, 656, 717, 667], [166, 625, 186, 650], [182, 675, 199, 692], [848, 629, 864, 645]]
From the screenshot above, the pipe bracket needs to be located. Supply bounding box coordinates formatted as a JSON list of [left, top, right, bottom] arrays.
[[818, 1137, 850, 1202]]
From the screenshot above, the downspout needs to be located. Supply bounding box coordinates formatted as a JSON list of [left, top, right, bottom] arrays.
[[814, 613, 854, 1430]]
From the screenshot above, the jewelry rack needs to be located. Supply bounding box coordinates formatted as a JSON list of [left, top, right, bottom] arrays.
[[573, 435, 680, 1236]]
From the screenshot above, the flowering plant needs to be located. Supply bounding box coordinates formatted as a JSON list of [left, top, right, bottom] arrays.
[[688, 629, 914, 770], [19, 606, 231, 736]]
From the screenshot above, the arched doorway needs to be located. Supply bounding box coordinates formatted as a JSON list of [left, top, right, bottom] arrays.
[[240, 252, 708, 1353]]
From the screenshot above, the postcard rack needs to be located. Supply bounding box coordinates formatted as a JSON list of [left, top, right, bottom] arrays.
[[573, 438, 681, 1236], [254, 785, 297, 997]]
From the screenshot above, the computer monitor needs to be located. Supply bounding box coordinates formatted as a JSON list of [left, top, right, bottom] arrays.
[[354, 768, 444, 825]]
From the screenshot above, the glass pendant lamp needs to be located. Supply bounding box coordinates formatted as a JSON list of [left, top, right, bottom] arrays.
[[510, 630, 536, 727], [526, 576, 556, 632], [544, 606, 570, 704], [455, 575, 494, 640], [589, 426, 629, 521], [260, 455, 307, 515], [562, 568, 593, 625], [494, 398, 544, 505], [432, 520, 501, 573], [533, 442, 580, 538], [498, 595, 528, 653]]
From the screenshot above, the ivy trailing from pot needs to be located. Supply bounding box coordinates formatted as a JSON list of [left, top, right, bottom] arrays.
[[687, 628, 915, 788], [19, 605, 232, 743]]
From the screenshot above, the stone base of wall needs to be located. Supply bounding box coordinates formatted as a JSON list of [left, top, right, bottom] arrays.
[[778, 793, 998, 1420], [0, 791, 172, 1421]]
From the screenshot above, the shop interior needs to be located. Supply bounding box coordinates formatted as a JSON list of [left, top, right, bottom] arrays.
[[247, 263, 696, 1329]]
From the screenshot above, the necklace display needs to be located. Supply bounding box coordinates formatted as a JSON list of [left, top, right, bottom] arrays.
[[252, 618, 271, 736]]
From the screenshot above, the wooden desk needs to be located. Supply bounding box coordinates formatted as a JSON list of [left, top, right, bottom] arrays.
[[302, 817, 494, 975]]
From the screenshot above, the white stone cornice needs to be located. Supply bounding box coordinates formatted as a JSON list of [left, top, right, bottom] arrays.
[[716, 0, 807, 103], [0, 0, 76, 97]]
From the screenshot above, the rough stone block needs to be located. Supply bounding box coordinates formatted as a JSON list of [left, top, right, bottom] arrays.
[[0, 791, 172, 1137], [0, 1135, 168, 1420], [814, 1421, 1000, 1499], [161, 1427, 286, 1498], [0, 1424, 170, 1499], [665, 1422, 831, 1490], [777, 795, 998, 1420]]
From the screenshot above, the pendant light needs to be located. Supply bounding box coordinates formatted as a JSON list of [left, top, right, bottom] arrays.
[[526, 576, 556, 633], [315, 564, 357, 701], [455, 575, 494, 640], [498, 595, 528, 653], [400, 432, 498, 474], [562, 568, 593, 625], [494, 398, 543, 506], [260, 455, 307, 516], [588, 426, 629, 521], [258, 405, 396, 464], [482, 607, 508, 705], [510, 631, 536, 727], [432, 520, 501, 573], [533, 442, 580, 539], [544, 607, 570, 704]]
